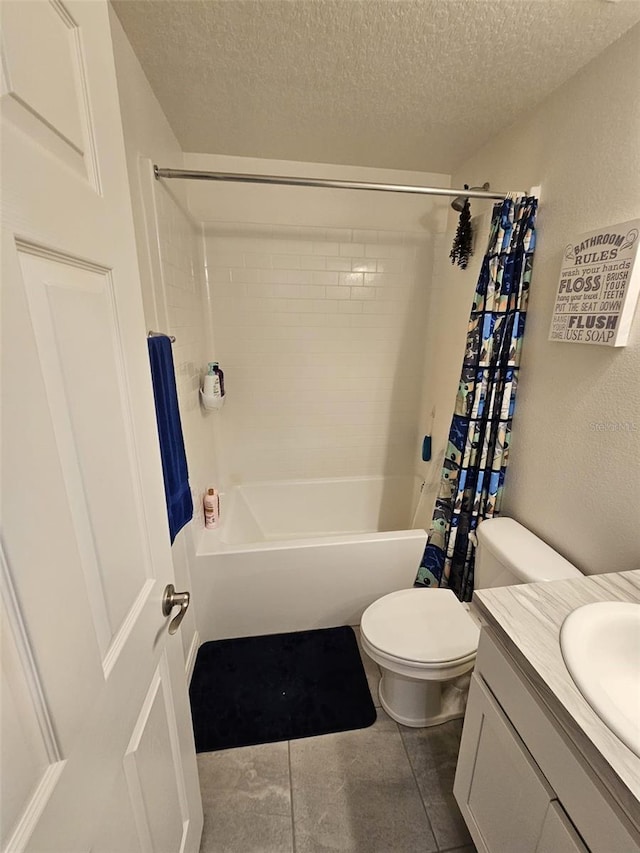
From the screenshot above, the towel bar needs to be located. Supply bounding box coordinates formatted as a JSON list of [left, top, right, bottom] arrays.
[[148, 330, 176, 343]]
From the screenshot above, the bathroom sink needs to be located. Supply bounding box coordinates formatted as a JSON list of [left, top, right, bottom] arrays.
[[560, 602, 640, 757]]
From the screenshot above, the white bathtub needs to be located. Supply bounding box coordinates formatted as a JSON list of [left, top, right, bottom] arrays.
[[194, 476, 427, 641]]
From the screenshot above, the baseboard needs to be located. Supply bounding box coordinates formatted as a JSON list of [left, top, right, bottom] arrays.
[[185, 629, 200, 686]]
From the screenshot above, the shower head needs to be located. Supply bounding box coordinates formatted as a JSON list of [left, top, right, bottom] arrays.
[[451, 183, 490, 212]]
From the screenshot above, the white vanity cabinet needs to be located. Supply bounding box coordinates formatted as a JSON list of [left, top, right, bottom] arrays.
[[454, 629, 640, 853]]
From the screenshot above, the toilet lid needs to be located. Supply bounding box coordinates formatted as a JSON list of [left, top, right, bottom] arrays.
[[361, 589, 480, 665]]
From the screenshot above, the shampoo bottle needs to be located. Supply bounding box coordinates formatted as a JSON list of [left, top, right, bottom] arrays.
[[204, 488, 219, 529], [204, 363, 221, 398], [212, 361, 225, 397]]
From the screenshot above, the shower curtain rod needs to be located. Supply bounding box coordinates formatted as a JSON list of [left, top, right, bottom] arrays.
[[153, 165, 510, 200]]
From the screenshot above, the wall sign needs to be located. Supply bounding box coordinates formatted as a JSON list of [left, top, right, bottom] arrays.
[[549, 218, 640, 347]]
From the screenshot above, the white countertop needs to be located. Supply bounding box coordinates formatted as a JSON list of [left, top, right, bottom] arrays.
[[473, 570, 640, 829]]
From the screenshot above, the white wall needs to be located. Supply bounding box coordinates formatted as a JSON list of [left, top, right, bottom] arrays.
[[429, 24, 640, 574], [110, 13, 640, 580], [109, 10, 215, 668], [186, 153, 450, 486]]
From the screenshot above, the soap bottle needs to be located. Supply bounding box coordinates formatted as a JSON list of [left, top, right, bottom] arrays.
[[204, 363, 221, 398], [212, 361, 225, 397], [203, 488, 219, 529]]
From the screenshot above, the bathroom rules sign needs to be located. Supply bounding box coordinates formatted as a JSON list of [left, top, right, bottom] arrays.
[[549, 218, 640, 347]]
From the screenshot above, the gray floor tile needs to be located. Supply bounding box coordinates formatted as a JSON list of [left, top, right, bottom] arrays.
[[353, 625, 381, 707], [399, 719, 473, 851], [199, 810, 293, 853], [290, 710, 438, 853], [198, 742, 293, 853], [440, 846, 477, 853]]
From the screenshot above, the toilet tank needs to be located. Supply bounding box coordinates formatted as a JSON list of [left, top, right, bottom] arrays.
[[475, 517, 581, 589]]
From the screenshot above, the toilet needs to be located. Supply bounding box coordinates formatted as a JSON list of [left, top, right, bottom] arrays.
[[360, 517, 582, 727]]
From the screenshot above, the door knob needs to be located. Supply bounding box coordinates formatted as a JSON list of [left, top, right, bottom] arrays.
[[162, 584, 190, 635]]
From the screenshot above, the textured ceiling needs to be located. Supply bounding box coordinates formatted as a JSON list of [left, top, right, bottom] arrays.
[[112, 0, 640, 173]]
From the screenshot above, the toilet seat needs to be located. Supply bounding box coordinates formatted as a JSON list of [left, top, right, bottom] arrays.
[[360, 588, 480, 727], [363, 641, 476, 672], [360, 588, 479, 667]]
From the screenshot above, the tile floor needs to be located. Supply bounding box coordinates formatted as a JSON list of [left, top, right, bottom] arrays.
[[197, 628, 476, 853]]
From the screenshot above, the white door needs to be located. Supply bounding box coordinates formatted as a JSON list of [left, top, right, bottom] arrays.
[[0, 2, 203, 851]]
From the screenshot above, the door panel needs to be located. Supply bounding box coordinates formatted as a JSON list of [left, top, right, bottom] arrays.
[[92, 771, 143, 853], [18, 245, 150, 648], [1, 2, 202, 851], [0, 555, 62, 852], [1, 0, 97, 183], [125, 663, 186, 853], [3, 235, 105, 755]]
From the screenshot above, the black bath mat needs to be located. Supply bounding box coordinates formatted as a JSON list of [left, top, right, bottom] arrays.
[[189, 625, 376, 751]]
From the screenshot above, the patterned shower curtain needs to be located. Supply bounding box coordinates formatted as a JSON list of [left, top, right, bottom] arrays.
[[416, 195, 538, 601]]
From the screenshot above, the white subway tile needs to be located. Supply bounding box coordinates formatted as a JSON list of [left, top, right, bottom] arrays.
[[352, 286, 376, 300], [326, 257, 351, 271], [165, 285, 192, 309], [246, 283, 275, 298], [376, 258, 404, 273], [312, 271, 340, 286], [299, 312, 351, 327], [314, 242, 340, 256], [364, 272, 399, 287], [353, 229, 379, 244], [363, 300, 405, 314], [324, 228, 352, 242], [325, 286, 350, 300], [270, 237, 314, 255], [365, 242, 405, 259], [230, 267, 261, 283], [380, 230, 406, 245], [273, 298, 305, 313], [244, 253, 272, 268], [295, 226, 324, 241], [348, 313, 399, 327], [207, 267, 231, 283], [208, 250, 244, 267], [294, 240, 315, 255], [286, 269, 314, 285], [339, 301, 363, 314], [260, 268, 292, 284], [351, 259, 377, 273], [271, 254, 301, 269], [308, 299, 339, 314], [339, 272, 364, 287], [300, 256, 327, 271], [339, 242, 365, 257], [271, 284, 326, 299], [213, 283, 247, 299]]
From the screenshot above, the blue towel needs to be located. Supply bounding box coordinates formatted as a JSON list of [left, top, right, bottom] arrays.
[[147, 335, 193, 543]]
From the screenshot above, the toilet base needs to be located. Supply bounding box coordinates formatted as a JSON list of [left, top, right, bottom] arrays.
[[378, 671, 471, 728]]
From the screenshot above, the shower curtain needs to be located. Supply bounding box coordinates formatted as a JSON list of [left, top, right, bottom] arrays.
[[416, 195, 538, 601]]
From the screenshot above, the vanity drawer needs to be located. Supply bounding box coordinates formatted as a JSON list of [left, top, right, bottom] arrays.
[[473, 628, 639, 853]]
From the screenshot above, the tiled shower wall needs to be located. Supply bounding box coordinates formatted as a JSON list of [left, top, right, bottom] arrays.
[[153, 184, 213, 528], [204, 224, 433, 485], [410, 226, 487, 529]]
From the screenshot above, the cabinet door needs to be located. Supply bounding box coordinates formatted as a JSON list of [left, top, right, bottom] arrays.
[[454, 675, 555, 853], [536, 802, 588, 853]]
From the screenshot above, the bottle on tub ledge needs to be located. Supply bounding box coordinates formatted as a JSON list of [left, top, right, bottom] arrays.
[[204, 488, 220, 529]]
